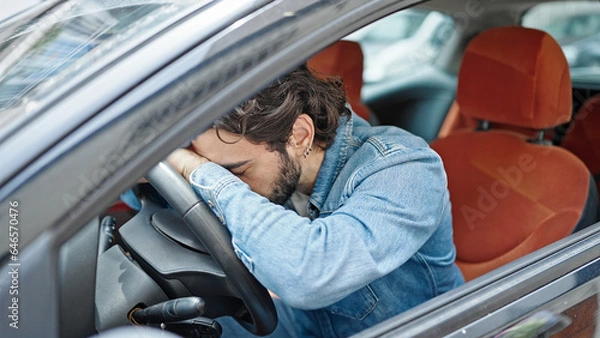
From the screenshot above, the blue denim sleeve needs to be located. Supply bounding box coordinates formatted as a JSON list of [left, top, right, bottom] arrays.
[[189, 148, 448, 310]]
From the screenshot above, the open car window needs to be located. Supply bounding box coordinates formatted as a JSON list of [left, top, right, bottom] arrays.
[[345, 9, 455, 84]]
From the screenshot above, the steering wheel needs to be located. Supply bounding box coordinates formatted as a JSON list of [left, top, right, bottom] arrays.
[[145, 162, 277, 336]]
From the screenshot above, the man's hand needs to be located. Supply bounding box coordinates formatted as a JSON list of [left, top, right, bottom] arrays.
[[166, 148, 210, 182]]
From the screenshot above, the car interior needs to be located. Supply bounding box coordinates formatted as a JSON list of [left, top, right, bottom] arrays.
[[52, 0, 600, 337], [298, 2, 600, 281], [429, 25, 598, 281]]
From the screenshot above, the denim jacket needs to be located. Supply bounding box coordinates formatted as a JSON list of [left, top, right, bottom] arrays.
[[189, 113, 464, 336]]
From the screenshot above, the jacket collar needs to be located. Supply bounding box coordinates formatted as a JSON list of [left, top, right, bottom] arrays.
[[308, 109, 354, 216]]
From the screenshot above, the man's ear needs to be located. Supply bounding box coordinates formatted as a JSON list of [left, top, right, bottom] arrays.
[[289, 114, 315, 157]]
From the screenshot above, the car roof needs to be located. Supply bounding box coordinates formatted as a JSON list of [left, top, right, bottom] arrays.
[[421, 0, 595, 14]]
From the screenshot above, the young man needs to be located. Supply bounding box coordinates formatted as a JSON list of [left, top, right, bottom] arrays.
[[167, 65, 464, 337]]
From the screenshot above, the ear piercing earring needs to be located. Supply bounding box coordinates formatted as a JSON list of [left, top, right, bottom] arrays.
[[303, 145, 313, 158]]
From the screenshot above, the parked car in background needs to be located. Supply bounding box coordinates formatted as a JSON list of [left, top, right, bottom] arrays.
[[346, 9, 454, 83], [561, 32, 600, 68], [523, 1, 600, 68]]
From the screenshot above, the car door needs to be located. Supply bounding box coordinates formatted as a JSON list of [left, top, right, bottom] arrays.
[[0, 0, 424, 337], [355, 223, 600, 337]]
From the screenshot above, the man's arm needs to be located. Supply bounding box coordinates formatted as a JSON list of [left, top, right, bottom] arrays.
[[167, 147, 448, 310]]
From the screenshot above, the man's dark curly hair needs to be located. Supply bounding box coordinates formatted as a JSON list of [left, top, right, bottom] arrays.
[[214, 64, 350, 153]]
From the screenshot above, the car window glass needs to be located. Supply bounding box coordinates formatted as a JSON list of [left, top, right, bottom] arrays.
[[344, 9, 454, 84], [0, 0, 197, 118], [522, 1, 600, 83]]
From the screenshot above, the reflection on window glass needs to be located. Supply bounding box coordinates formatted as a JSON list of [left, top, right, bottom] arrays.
[[0, 0, 196, 114], [345, 9, 454, 84], [0, 2, 118, 110], [523, 1, 600, 74]]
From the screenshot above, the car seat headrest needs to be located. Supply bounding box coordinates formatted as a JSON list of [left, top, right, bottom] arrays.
[[307, 40, 370, 120], [457, 26, 572, 130]]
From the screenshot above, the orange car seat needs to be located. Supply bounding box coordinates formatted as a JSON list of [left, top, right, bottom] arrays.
[[438, 100, 561, 142], [307, 40, 371, 121], [562, 94, 600, 193], [437, 101, 477, 138], [430, 26, 599, 282]]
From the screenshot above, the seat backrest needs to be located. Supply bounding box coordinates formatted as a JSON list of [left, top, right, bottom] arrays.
[[437, 101, 476, 138], [430, 26, 597, 281], [437, 100, 559, 141], [307, 40, 371, 121], [562, 94, 600, 193]]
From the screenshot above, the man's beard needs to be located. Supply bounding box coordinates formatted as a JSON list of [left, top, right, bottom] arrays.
[[268, 151, 301, 205]]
